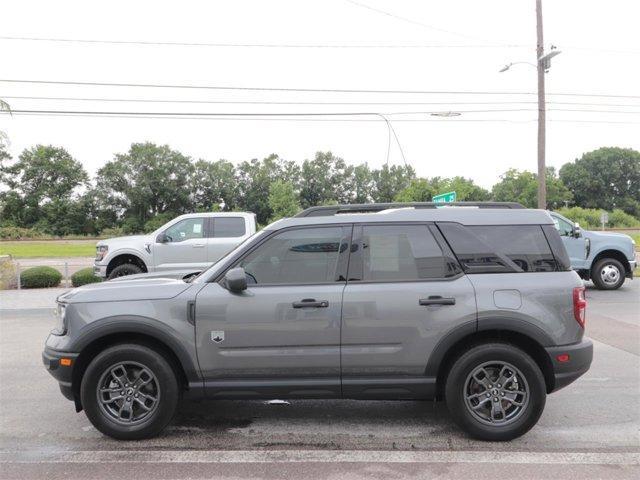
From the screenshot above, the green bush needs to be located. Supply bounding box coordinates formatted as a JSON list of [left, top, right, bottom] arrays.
[[20, 266, 62, 288], [99, 227, 125, 237], [555, 207, 640, 229], [0, 226, 47, 240], [71, 267, 102, 287]]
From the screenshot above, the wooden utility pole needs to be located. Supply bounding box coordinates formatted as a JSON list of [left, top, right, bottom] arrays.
[[536, 0, 546, 209]]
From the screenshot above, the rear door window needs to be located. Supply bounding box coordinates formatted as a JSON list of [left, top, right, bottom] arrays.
[[213, 217, 246, 238], [438, 223, 558, 273], [354, 225, 452, 281]]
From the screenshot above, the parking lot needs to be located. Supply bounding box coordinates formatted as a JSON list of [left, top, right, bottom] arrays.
[[0, 280, 638, 479]]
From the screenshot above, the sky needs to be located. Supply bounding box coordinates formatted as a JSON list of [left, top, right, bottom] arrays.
[[1, 0, 639, 189]]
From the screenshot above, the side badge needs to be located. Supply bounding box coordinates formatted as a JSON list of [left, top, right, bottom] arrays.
[[211, 331, 225, 343]]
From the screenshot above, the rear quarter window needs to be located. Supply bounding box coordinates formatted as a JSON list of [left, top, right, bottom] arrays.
[[438, 223, 560, 273]]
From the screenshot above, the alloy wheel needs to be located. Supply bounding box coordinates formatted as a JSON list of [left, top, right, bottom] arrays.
[[463, 361, 529, 426]]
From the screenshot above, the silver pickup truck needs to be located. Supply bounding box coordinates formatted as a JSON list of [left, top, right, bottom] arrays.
[[94, 212, 256, 279]]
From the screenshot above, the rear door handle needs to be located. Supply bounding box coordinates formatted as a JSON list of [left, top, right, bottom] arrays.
[[292, 298, 329, 308], [419, 296, 456, 306], [193, 244, 205, 248]]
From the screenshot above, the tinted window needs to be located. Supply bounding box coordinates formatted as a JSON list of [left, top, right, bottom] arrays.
[[164, 218, 204, 243], [238, 227, 345, 285], [542, 225, 571, 271], [438, 223, 557, 273], [360, 225, 448, 281], [214, 217, 246, 238]]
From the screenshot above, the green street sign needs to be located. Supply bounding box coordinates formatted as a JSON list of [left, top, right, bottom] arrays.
[[432, 191, 457, 203]]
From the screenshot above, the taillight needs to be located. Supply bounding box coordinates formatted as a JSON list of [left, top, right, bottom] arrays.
[[573, 286, 586, 328]]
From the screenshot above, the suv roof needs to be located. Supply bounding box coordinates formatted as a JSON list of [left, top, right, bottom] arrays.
[[268, 206, 553, 230], [296, 202, 524, 217]]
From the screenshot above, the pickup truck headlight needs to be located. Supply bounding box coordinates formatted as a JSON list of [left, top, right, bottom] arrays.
[[95, 245, 108, 261], [52, 303, 67, 335]]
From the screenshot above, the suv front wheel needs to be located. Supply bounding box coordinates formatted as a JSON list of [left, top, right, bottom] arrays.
[[445, 343, 546, 441], [80, 344, 179, 440]]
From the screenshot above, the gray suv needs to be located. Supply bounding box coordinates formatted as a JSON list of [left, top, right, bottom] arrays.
[[43, 203, 593, 441]]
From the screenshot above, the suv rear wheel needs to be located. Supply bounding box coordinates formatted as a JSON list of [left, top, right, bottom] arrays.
[[591, 257, 625, 290], [445, 343, 546, 441], [80, 344, 179, 440]]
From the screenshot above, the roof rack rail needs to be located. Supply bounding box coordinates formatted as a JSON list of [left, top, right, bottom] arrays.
[[295, 202, 525, 217]]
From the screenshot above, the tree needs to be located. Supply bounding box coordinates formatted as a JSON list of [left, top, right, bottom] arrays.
[[429, 176, 491, 201], [559, 147, 640, 216], [192, 159, 237, 211], [394, 178, 435, 202], [0, 145, 88, 231], [351, 163, 374, 203], [96, 143, 195, 231], [371, 164, 415, 202], [299, 152, 354, 208], [235, 154, 299, 224], [492, 167, 572, 209], [268, 180, 300, 221]]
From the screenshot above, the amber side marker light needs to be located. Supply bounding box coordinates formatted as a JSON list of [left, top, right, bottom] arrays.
[[60, 358, 73, 367]]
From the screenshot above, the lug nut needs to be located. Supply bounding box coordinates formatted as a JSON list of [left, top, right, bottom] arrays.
[[497, 384, 501, 388], [486, 393, 491, 398], [493, 398, 499, 402], [134, 394, 139, 398], [126, 397, 131, 401]]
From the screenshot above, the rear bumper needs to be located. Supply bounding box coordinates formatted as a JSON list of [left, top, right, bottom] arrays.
[[42, 347, 79, 401], [545, 338, 593, 392]]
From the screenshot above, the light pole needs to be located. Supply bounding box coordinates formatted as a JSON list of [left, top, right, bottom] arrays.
[[500, 0, 561, 210]]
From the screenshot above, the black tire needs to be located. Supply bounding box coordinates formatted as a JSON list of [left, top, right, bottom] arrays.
[[108, 263, 143, 280], [81, 344, 179, 440], [445, 343, 546, 441], [591, 257, 626, 290]]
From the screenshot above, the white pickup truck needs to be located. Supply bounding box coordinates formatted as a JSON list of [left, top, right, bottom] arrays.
[[94, 212, 257, 279]]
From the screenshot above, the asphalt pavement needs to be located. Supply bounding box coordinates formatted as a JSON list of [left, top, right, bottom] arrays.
[[0, 280, 638, 479]]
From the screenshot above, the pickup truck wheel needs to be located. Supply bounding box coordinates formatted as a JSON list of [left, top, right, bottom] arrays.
[[591, 258, 625, 290], [108, 263, 143, 280], [445, 343, 546, 441], [80, 344, 179, 440]]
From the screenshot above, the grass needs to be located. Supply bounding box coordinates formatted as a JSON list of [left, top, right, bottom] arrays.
[[0, 240, 97, 258]]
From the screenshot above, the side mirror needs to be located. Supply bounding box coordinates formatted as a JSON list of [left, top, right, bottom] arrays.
[[156, 233, 169, 243], [224, 267, 247, 293], [573, 223, 582, 238]]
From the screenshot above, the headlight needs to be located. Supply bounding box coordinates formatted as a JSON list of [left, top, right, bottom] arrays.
[[52, 303, 67, 335], [96, 245, 108, 261]]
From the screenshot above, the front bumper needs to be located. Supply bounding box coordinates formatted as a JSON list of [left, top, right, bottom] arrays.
[[627, 259, 637, 279], [93, 263, 107, 278], [42, 346, 79, 401], [545, 337, 593, 392]]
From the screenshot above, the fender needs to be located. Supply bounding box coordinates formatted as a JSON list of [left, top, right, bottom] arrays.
[[424, 317, 555, 377], [104, 247, 152, 268], [72, 315, 202, 386]]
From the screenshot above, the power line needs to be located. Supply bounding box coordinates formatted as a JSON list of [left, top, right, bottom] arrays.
[[2, 79, 639, 98], [344, 0, 495, 44], [6, 111, 640, 125], [3, 95, 640, 108], [0, 35, 528, 49], [4, 108, 639, 119]]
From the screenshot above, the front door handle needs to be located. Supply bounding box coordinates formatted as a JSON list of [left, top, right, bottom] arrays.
[[292, 298, 329, 308], [193, 244, 205, 248], [419, 296, 456, 306]]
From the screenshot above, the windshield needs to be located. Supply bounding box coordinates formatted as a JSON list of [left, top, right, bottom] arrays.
[[190, 229, 268, 283]]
